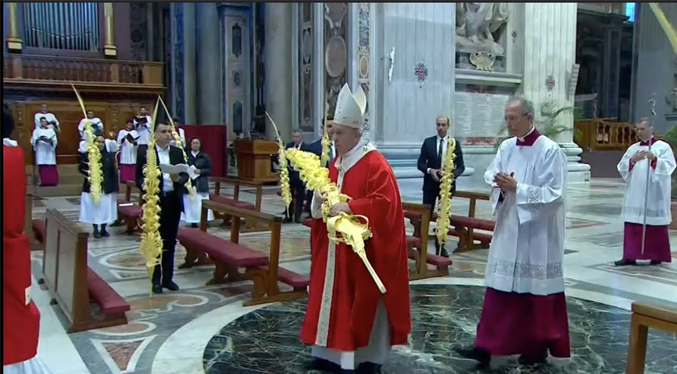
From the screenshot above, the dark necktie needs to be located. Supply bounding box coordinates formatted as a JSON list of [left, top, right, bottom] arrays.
[[437, 139, 444, 162]]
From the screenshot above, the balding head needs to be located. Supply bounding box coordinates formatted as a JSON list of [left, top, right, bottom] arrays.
[[504, 96, 535, 137]]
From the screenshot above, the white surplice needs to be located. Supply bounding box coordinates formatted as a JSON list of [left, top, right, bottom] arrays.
[[483, 135, 567, 296], [617, 139, 675, 226], [3, 357, 53, 374], [309, 139, 391, 370], [33, 112, 59, 130], [170, 127, 187, 148], [78, 117, 104, 139], [79, 140, 119, 225], [116, 129, 139, 164], [133, 115, 153, 145], [31, 128, 58, 165]]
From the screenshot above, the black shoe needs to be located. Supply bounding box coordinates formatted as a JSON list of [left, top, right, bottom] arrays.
[[440, 247, 450, 258], [614, 259, 637, 266], [650, 260, 662, 265], [162, 280, 180, 291], [152, 283, 163, 294], [100, 229, 110, 237], [356, 362, 383, 374], [283, 217, 293, 223], [306, 358, 341, 373], [518, 352, 548, 366], [454, 345, 490, 369], [93, 230, 102, 239]]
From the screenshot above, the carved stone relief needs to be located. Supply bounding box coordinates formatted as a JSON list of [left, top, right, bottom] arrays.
[[455, 3, 509, 72]]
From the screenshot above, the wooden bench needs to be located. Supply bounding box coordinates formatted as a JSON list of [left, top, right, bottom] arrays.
[[402, 202, 451, 280], [210, 177, 264, 230], [177, 200, 310, 306], [41, 208, 130, 333], [25, 193, 47, 251], [626, 301, 677, 374], [407, 191, 495, 254], [117, 181, 143, 234]]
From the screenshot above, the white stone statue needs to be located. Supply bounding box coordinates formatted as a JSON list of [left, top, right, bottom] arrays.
[[456, 3, 510, 56]]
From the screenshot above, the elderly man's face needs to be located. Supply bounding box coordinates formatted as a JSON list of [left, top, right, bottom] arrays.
[[332, 124, 360, 156], [636, 121, 652, 141], [504, 101, 533, 137], [292, 131, 303, 145]]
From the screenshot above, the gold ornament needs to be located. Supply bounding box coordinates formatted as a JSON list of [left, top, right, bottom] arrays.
[[435, 138, 457, 245]]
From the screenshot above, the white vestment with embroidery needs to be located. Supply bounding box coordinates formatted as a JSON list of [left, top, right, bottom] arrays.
[[483, 136, 567, 296]]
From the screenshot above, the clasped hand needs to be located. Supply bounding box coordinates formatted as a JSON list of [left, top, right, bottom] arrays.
[[632, 150, 656, 162], [314, 190, 352, 216], [494, 172, 517, 192]]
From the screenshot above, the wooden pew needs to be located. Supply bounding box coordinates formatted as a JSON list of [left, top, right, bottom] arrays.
[[26, 193, 48, 251], [402, 202, 451, 280], [210, 176, 265, 231], [177, 200, 310, 307], [41, 208, 130, 333], [406, 190, 495, 253], [626, 301, 677, 374], [117, 181, 143, 234]]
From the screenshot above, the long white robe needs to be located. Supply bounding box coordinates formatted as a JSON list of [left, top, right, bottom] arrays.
[[483, 135, 567, 296], [78, 117, 104, 139], [33, 112, 59, 130], [80, 140, 120, 225], [3, 357, 53, 374], [116, 129, 139, 164], [133, 115, 153, 145], [617, 139, 675, 226], [31, 128, 58, 165]]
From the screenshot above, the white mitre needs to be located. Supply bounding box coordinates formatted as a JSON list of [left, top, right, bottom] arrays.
[[333, 83, 367, 129]]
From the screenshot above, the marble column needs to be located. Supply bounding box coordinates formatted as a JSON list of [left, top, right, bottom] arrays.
[[522, 3, 590, 183], [197, 3, 222, 124], [5, 3, 22, 52], [264, 3, 293, 139], [103, 3, 117, 58], [372, 3, 456, 178], [183, 3, 197, 124]]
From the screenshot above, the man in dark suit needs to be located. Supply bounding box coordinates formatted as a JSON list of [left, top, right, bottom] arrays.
[[285, 130, 308, 223], [136, 121, 189, 294], [305, 118, 336, 213], [417, 116, 465, 258]]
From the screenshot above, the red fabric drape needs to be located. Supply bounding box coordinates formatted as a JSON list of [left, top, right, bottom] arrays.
[[179, 125, 228, 177]]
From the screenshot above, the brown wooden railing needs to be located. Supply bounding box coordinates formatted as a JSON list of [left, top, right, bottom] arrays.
[[3, 53, 163, 88], [574, 118, 637, 152]]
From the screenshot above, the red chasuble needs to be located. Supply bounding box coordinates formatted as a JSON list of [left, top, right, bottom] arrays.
[[3, 144, 41, 366], [300, 150, 412, 351]]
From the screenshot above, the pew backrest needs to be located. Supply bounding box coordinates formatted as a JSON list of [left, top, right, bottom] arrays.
[[211, 176, 264, 211]]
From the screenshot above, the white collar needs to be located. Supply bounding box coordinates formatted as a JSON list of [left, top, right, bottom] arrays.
[[517, 126, 535, 142], [436, 134, 449, 142], [156, 143, 170, 152], [3, 138, 18, 147], [334, 138, 377, 174]]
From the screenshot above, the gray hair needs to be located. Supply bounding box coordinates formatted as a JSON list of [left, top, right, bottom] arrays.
[[292, 129, 303, 136], [637, 117, 652, 126], [506, 96, 535, 117]]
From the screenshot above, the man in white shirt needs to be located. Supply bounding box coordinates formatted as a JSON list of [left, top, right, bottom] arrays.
[[78, 110, 104, 139], [455, 97, 570, 369], [615, 118, 675, 266], [133, 106, 153, 147], [135, 121, 189, 294], [34, 104, 60, 132]]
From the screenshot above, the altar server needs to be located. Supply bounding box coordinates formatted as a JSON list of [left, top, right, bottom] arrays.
[[170, 117, 187, 149], [31, 117, 59, 186], [615, 118, 675, 266], [78, 110, 104, 139], [300, 84, 412, 374], [455, 97, 570, 369], [4, 105, 54, 374], [79, 134, 120, 238], [133, 106, 153, 148], [181, 137, 214, 227], [33, 103, 60, 132], [116, 120, 139, 182]]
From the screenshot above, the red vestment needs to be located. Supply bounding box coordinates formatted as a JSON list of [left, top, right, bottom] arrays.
[[3, 144, 41, 366], [300, 150, 411, 351]]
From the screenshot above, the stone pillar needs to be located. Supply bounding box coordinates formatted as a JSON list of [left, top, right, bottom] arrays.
[[372, 3, 457, 178], [264, 3, 293, 139], [6, 3, 22, 52], [103, 3, 117, 58], [196, 3, 222, 124], [183, 3, 198, 124], [522, 3, 590, 183]]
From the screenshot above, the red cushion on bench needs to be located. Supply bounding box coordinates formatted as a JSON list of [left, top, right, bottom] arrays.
[[117, 198, 129, 205], [406, 235, 421, 248], [32, 219, 46, 243], [178, 228, 269, 267], [255, 266, 309, 288], [118, 205, 142, 217], [450, 215, 495, 231], [209, 194, 256, 210], [426, 254, 452, 267], [302, 218, 313, 228], [87, 268, 130, 316]]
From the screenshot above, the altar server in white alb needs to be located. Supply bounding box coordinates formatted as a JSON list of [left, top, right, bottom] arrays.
[[78, 110, 104, 140], [181, 137, 214, 227], [455, 97, 570, 369], [34, 104, 60, 132], [79, 133, 120, 238], [615, 118, 675, 266], [116, 120, 139, 182], [171, 117, 187, 149], [31, 117, 59, 186], [133, 106, 153, 149]]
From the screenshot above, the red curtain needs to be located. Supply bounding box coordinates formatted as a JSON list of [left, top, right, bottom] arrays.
[[179, 125, 228, 177]]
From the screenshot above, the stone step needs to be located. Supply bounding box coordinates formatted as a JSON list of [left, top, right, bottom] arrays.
[[35, 184, 82, 198]]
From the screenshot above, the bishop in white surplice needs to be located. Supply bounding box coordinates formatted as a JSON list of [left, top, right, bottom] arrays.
[[455, 97, 570, 369], [615, 118, 675, 266]]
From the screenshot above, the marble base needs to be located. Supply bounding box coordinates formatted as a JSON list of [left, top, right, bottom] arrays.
[[202, 285, 677, 374]]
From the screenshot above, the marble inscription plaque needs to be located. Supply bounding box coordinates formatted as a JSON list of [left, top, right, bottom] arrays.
[[454, 92, 509, 137]]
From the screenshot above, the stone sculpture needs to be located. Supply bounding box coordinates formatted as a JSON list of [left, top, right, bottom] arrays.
[[456, 3, 509, 71]]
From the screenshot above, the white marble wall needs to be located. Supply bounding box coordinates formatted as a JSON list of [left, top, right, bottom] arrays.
[[371, 3, 456, 177], [264, 3, 293, 139]]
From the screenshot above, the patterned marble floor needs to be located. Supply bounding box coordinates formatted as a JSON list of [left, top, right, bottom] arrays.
[[28, 178, 677, 374]]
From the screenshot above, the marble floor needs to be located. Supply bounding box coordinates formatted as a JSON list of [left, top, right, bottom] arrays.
[[27, 178, 677, 374]]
